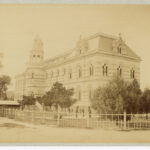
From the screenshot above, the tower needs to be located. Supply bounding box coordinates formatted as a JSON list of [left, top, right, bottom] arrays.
[[24, 35, 47, 97], [29, 35, 44, 66]]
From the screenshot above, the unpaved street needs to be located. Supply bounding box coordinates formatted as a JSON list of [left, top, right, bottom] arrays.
[[0, 117, 150, 144]]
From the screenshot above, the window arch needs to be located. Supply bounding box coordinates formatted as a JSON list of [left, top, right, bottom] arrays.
[[117, 66, 122, 77], [102, 64, 108, 76], [130, 68, 135, 79], [89, 64, 94, 76]]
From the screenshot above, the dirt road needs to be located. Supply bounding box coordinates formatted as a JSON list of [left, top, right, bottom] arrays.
[[0, 117, 150, 144]]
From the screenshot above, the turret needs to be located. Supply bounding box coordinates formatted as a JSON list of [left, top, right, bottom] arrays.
[[29, 35, 44, 65]]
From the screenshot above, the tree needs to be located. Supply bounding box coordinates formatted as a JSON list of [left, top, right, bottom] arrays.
[[139, 88, 150, 113], [0, 75, 11, 100], [91, 76, 141, 114], [43, 82, 76, 109], [22, 95, 36, 106]]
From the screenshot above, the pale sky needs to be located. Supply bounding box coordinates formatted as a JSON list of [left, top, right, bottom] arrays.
[[0, 4, 150, 90]]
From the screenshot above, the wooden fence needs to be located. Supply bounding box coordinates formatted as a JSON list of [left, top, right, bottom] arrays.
[[0, 108, 150, 130]]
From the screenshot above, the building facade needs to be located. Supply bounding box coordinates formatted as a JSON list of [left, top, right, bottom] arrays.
[[15, 33, 141, 109]]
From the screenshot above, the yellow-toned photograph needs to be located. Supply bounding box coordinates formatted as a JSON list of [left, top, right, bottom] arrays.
[[0, 3, 150, 144]]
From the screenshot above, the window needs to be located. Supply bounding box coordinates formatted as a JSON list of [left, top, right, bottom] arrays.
[[118, 46, 122, 54], [69, 72, 72, 79], [89, 65, 94, 76], [78, 68, 82, 78], [37, 55, 40, 58], [79, 49, 82, 54], [102, 64, 108, 76], [33, 55, 36, 57], [117, 66, 122, 77], [78, 90, 81, 101], [130, 68, 135, 79], [32, 73, 34, 78]]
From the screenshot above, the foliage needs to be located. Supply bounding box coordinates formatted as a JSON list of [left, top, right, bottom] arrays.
[[43, 82, 76, 108], [91, 76, 141, 113], [139, 88, 150, 113], [22, 95, 36, 106], [0, 75, 11, 100]]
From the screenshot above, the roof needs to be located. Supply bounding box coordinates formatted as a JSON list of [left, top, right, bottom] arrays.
[[0, 100, 19, 106]]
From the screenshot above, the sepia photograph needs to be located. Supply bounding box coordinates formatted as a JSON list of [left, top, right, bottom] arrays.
[[0, 3, 150, 145]]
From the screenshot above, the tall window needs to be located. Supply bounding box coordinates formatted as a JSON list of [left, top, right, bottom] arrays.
[[78, 90, 81, 101], [102, 64, 108, 76], [118, 45, 122, 54], [32, 73, 34, 78], [69, 72, 72, 79], [78, 68, 82, 78], [89, 65, 94, 76], [130, 68, 135, 79], [117, 66, 122, 77]]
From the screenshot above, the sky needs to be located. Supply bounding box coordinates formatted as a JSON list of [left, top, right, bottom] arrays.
[[0, 4, 150, 90]]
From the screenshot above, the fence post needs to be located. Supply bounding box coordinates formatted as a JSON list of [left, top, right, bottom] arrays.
[[57, 107, 60, 127], [123, 111, 127, 130], [87, 111, 90, 128]]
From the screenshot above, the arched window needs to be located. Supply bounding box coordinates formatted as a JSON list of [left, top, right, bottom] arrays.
[[78, 68, 82, 78], [130, 68, 135, 79], [117, 66, 122, 77], [32, 73, 34, 78], [102, 64, 108, 76], [89, 65, 94, 76]]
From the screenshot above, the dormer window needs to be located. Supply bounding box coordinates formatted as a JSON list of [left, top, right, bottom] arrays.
[[118, 47, 122, 54]]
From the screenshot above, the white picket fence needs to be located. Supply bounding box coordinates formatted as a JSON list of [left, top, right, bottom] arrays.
[[0, 108, 150, 130]]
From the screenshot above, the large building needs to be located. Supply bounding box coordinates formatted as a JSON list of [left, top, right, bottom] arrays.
[[15, 32, 141, 109]]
